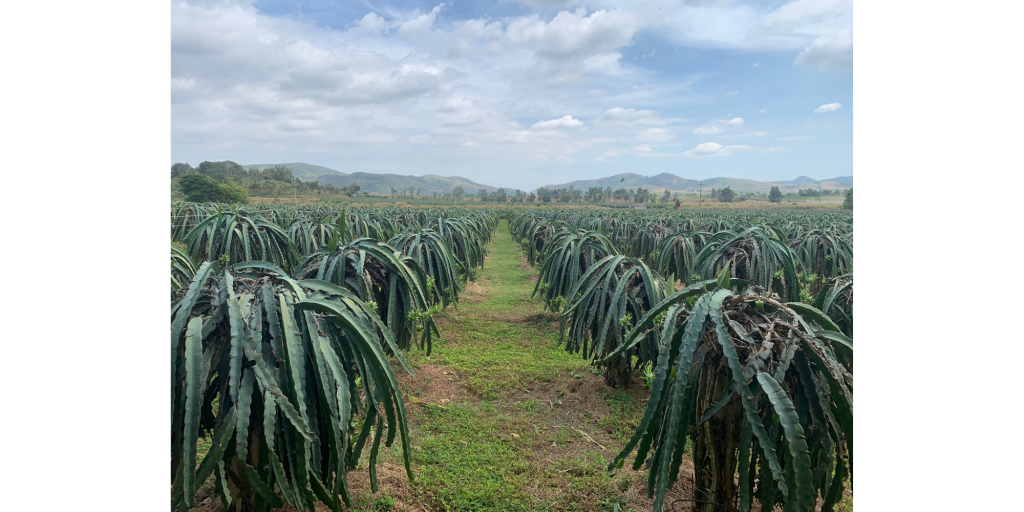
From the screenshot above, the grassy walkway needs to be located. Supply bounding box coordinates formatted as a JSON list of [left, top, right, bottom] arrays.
[[348, 219, 662, 512]]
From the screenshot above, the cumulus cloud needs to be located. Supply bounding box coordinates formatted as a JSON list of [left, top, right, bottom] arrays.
[[171, 0, 849, 188], [530, 115, 584, 129], [814, 103, 843, 113], [693, 117, 744, 134], [659, 0, 852, 64], [684, 142, 750, 157], [505, 8, 638, 59], [602, 107, 656, 121], [795, 28, 852, 70], [397, 4, 444, 35], [633, 141, 752, 159]]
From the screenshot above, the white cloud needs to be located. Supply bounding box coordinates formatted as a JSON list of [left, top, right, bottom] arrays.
[[660, 0, 852, 53], [814, 102, 843, 113], [582, 52, 625, 75], [684, 142, 750, 157], [632, 140, 752, 159], [694, 117, 744, 134], [170, 0, 850, 189], [505, 9, 638, 58], [397, 4, 444, 35], [598, 107, 684, 127], [636, 128, 674, 141], [795, 28, 852, 70], [602, 107, 656, 121], [725, 90, 739, 96], [530, 115, 584, 129]]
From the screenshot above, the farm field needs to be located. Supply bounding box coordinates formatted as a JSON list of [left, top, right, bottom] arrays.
[[172, 205, 852, 512]]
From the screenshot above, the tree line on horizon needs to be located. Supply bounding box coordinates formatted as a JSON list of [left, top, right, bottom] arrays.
[[172, 161, 365, 203], [170, 161, 853, 209]]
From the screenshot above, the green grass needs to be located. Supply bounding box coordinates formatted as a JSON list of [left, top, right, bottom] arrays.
[[425, 224, 593, 401], [356, 220, 652, 511]]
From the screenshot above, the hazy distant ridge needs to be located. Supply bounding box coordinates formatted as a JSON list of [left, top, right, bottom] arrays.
[[540, 172, 852, 193], [243, 162, 501, 195], [243, 163, 345, 181], [318, 172, 499, 196]]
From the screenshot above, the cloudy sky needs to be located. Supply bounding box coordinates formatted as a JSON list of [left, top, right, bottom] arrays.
[[172, 0, 851, 189]]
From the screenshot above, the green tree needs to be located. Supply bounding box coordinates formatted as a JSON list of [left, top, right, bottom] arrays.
[[269, 164, 293, 182], [171, 162, 193, 178], [452, 186, 464, 201], [196, 160, 245, 182], [719, 186, 736, 203], [843, 188, 853, 210], [662, 189, 671, 203], [674, 198, 681, 209], [769, 185, 783, 203], [478, 189, 489, 201]]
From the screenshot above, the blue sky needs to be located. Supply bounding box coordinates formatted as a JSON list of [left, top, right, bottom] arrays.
[[172, 0, 852, 189]]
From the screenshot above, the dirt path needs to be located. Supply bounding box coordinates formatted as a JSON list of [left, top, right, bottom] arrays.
[[340, 219, 695, 512]]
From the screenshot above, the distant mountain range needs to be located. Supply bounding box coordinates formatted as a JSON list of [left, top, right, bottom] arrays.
[[241, 163, 851, 196], [317, 173, 499, 196], [540, 172, 852, 193], [243, 163, 499, 195], [243, 163, 345, 181], [775, 175, 853, 185]]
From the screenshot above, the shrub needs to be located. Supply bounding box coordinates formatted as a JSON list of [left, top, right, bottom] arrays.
[[178, 174, 250, 204]]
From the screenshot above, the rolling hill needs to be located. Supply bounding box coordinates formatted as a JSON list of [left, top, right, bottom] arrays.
[[776, 175, 852, 185], [242, 163, 345, 181], [242, 162, 500, 195], [318, 172, 499, 196], [540, 173, 852, 193]]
